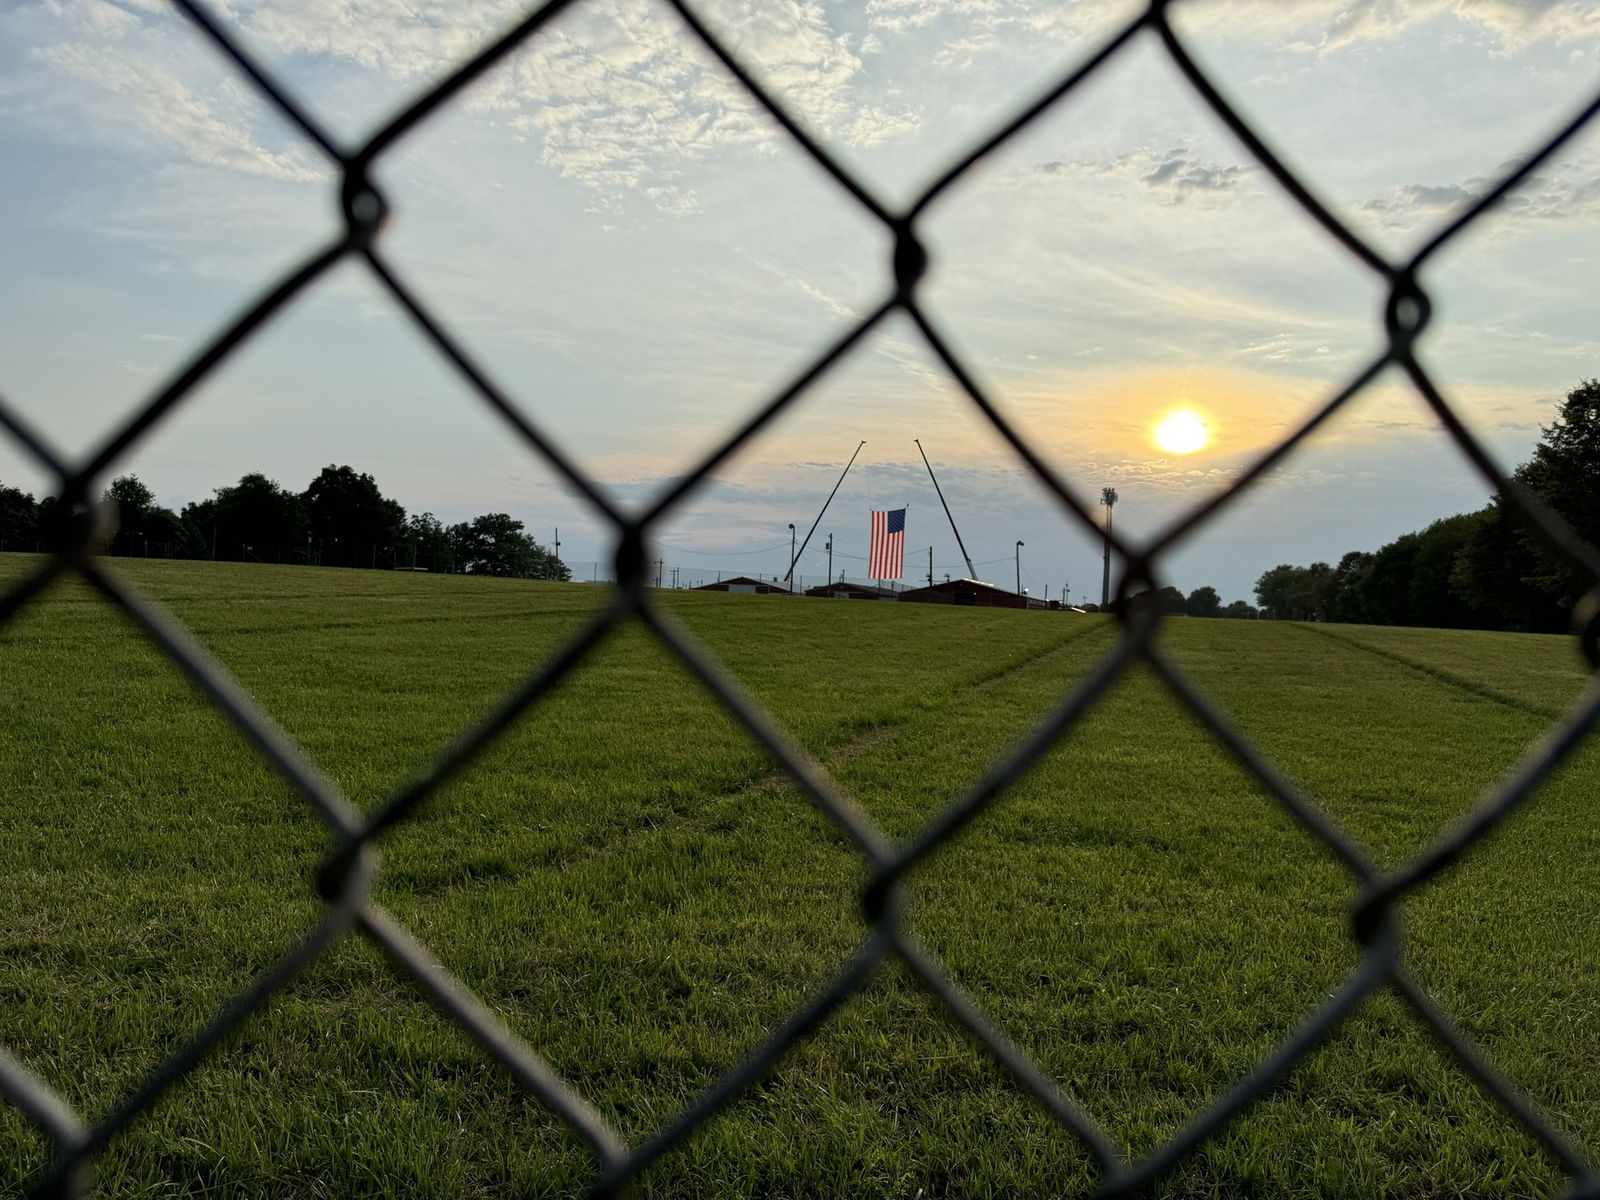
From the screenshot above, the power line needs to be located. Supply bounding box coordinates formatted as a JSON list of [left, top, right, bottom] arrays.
[[651, 540, 790, 557]]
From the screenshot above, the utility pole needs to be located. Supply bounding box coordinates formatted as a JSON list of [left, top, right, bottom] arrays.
[[927, 546, 933, 588], [788, 523, 796, 594], [655, 558, 663, 589], [1100, 487, 1118, 608], [1015, 540, 1024, 602], [825, 534, 833, 590], [553, 527, 560, 572], [672, 566, 679, 589]]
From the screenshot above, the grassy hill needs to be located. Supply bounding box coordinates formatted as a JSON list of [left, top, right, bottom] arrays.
[[2, 556, 1597, 1198]]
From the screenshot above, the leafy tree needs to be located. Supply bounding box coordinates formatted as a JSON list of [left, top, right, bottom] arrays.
[[406, 512, 455, 573], [1299, 562, 1338, 622], [1219, 600, 1258, 619], [143, 505, 190, 558], [1407, 513, 1497, 629], [1452, 500, 1564, 632], [31, 494, 102, 552], [450, 513, 569, 579], [105, 474, 154, 516], [1501, 377, 1600, 613], [1357, 535, 1421, 626], [186, 474, 306, 562], [34, 495, 62, 550], [1255, 563, 1336, 621], [1329, 551, 1373, 623], [1185, 585, 1221, 618], [0, 481, 38, 550], [103, 474, 157, 556], [1255, 564, 1304, 620], [1123, 586, 1187, 616], [1154, 585, 1187, 614], [302, 465, 406, 569]]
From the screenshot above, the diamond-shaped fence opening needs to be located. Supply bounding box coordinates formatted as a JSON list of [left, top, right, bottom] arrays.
[[3, 1, 1600, 1197]]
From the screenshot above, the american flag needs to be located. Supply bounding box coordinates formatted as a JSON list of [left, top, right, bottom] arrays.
[[869, 508, 905, 579]]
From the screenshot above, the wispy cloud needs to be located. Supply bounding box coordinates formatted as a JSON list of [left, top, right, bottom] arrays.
[[1363, 160, 1600, 225], [1177, 0, 1600, 51], [21, 33, 320, 182], [1036, 146, 1254, 204]]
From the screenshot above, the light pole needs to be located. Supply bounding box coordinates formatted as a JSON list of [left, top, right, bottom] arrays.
[[788, 523, 796, 594], [1015, 540, 1024, 603], [825, 533, 833, 591], [1100, 487, 1118, 608]]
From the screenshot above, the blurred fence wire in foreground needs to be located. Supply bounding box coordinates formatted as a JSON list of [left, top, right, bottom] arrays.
[[3, 0, 1600, 1196]]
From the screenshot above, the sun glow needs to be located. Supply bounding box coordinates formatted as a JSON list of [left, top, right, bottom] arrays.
[[1153, 409, 1211, 455]]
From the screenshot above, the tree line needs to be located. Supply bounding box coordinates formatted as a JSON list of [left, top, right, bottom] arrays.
[[1117, 584, 1260, 620], [1252, 379, 1600, 631], [0, 464, 569, 581]]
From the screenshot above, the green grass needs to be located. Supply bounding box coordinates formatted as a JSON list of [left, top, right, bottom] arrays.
[[1, 555, 1598, 1199]]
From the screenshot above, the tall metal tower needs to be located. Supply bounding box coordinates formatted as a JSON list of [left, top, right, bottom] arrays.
[[1100, 487, 1118, 608]]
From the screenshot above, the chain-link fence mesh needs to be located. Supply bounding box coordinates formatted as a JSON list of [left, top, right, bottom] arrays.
[[3, 0, 1600, 1196]]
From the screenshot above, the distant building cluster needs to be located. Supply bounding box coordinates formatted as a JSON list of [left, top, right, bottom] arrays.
[[696, 576, 1059, 611]]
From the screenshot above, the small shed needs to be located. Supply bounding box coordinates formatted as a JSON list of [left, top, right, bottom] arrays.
[[694, 575, 790, 595], [898, 578, 1049, 610], [804, 580, 900, 601]]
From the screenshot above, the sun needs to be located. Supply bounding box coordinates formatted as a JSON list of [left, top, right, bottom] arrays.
[[1153, 409, 1211, 455]]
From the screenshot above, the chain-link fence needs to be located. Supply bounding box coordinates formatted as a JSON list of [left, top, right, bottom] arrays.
[[4, 1, 1600, 1196]]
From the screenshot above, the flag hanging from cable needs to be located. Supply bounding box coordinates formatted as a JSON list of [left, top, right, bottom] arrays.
[[869, 508, 905, 579]]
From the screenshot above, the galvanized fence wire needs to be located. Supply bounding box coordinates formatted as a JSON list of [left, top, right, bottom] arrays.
[[2, 0, 1600, 1194]]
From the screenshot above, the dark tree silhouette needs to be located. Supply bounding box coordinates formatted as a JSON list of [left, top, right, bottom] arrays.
[[302, 465, 406, 569], [406, 512, 455, 573], [1185, 585, 1221, 617], [185, 474, 306, 562], [1254, 562, 1335, 621], [1508, 377, 1600, 613], [449, 513, 569, 580], [0, 480, 37, 551], [103, 475, 166, 556], [1452, 500, 1565, 632]]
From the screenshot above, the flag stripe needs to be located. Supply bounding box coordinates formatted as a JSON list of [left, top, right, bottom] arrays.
[[869, 508, 905, 579]]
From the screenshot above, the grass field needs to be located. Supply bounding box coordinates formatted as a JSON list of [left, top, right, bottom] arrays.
[[2, 554, 1598, 1199]]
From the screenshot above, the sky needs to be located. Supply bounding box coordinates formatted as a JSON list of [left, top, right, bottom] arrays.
[[1, 0, 1598, 604]]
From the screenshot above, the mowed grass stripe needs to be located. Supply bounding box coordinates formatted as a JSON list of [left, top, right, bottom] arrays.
[[1288, 620, 1591, 719], [2, 559, 1597, 1198], [478, 614, 1122, 906], [1290, 622, 1569, 722], [1157, 618, 1577, 866]]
